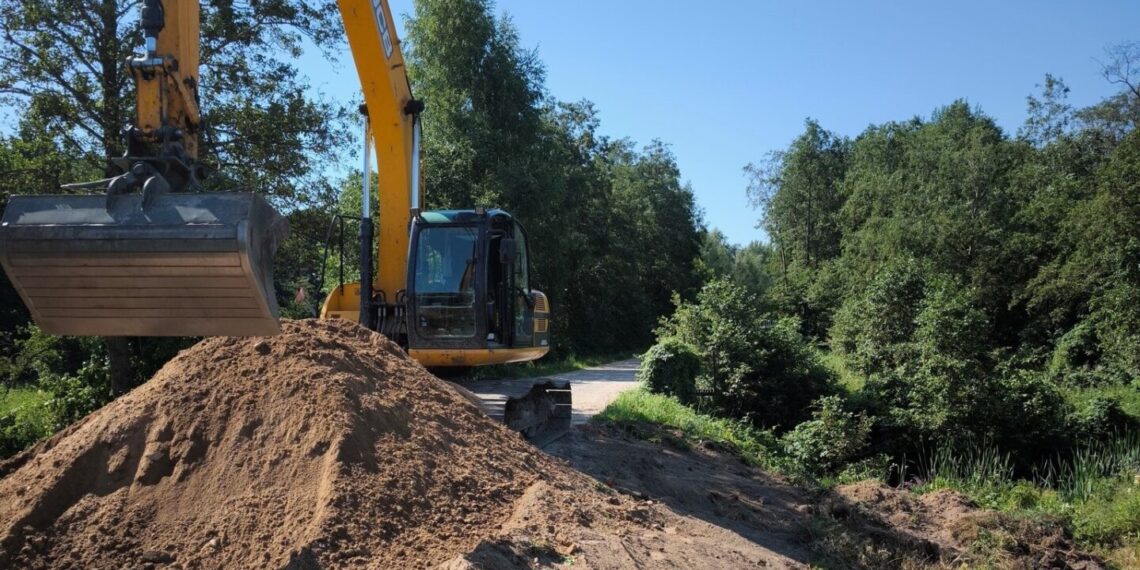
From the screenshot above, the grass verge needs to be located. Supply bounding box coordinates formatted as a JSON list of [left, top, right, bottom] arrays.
[[0, 386, 55, 458], [593, 389, 778, 468]]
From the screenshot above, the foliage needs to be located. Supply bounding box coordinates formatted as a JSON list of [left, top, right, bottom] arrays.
[[1067, 397, 1140, 441], [41, 355, 110, 427], [746, 119, 848, 271], [780, 395, 871, 475], [637, 339, 701, 405], [0, 388, 52, 458], [659, 279, 835, 431]]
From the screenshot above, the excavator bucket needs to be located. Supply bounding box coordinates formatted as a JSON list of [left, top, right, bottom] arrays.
[[462, 377, 573, 446], [0, 192, 287, 337]]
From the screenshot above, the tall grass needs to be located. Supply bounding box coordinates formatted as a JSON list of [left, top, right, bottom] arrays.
[[914, 432, 1140, 554], [916, 443, 1014, 496], [1039, 432, 1140, 502]]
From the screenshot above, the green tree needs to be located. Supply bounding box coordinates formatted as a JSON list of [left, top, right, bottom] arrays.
[[747, 119, 849, 271]]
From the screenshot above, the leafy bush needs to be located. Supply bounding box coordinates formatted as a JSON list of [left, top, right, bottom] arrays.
[[0, 402, 54, 458], [41, 356, 110, 427], [658, 279, 836, 431], [830, 260, 928, 375], [849, 268, 989, 443], [780, 395, 871, 474], [834, 264, 1078, 467], [1067, 397, 1139, 441], [983, 369, 1069, 464], [638, 338, 701, 404], [1049, 322, 1102, 382]]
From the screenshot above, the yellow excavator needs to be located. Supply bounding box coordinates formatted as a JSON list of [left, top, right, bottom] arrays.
[[0, 0, 570, 438]]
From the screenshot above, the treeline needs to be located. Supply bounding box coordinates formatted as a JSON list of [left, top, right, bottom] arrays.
[[639, 44, 1140, 556], [649, 43, 1140, 469], [0, 0, 702, 453]]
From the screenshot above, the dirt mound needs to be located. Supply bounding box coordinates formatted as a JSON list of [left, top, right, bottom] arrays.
[[0, 319, 594, 569], [827, 481, 1105, 569]]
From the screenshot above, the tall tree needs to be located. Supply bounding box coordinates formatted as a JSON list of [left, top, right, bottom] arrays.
[[746, 119, 849, 271], [404, 0, 547, 212]]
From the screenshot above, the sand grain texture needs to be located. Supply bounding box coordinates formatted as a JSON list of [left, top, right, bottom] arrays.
[[0, 320, 587, 569]]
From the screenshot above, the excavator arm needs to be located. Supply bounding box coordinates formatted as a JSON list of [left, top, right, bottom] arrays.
[[0, 0, 286, 337], [321, 0, 423, 331]]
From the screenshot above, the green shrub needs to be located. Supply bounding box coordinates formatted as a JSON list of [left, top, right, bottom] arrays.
[[836, 453, 891, 484], [659, 279, 836, 430], [0, 406, 53, 458], [42, 356, 110, 427], [1049, 322, 1102, 381], [830, 260, 929, 375], [980, 369, 1070, 465], [1072, 480, 1140, 546], [835, 265, 1081, 470], [1068, 397, 1139, 441], [638, 338, 701, 404], [780, 395, 872, 474]]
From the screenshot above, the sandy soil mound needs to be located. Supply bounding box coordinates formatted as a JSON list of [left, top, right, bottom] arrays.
[[828, 481, 1105, 569], [0, 320, 584, 569]]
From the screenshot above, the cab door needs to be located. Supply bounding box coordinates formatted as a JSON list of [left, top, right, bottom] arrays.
[[487, 217, 534, 348]]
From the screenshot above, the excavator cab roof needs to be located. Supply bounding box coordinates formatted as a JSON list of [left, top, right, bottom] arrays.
[[417, 209, 511, 224]]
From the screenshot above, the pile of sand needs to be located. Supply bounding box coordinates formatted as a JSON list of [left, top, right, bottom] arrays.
[[0, 319, 604, 569]]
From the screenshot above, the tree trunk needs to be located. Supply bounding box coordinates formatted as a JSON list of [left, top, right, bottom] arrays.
[[104, 337, 133, 396]]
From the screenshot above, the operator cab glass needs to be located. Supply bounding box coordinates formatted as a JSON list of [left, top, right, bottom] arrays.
[[407, 209, 542, 353], [413, 226, 478, 339]]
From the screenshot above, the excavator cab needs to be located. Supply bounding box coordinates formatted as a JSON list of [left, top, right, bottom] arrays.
[[406, 209, 550, 364]]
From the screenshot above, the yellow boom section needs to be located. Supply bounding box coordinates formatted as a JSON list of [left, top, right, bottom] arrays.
[[133, 0, 200, 158], [335, 0, 419, 303]]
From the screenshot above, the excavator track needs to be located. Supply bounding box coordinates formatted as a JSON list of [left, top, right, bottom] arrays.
[[454, 378, 572, 447]]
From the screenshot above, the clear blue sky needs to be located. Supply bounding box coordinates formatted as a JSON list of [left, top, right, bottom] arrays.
[[303, 0, 1139, 246]]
